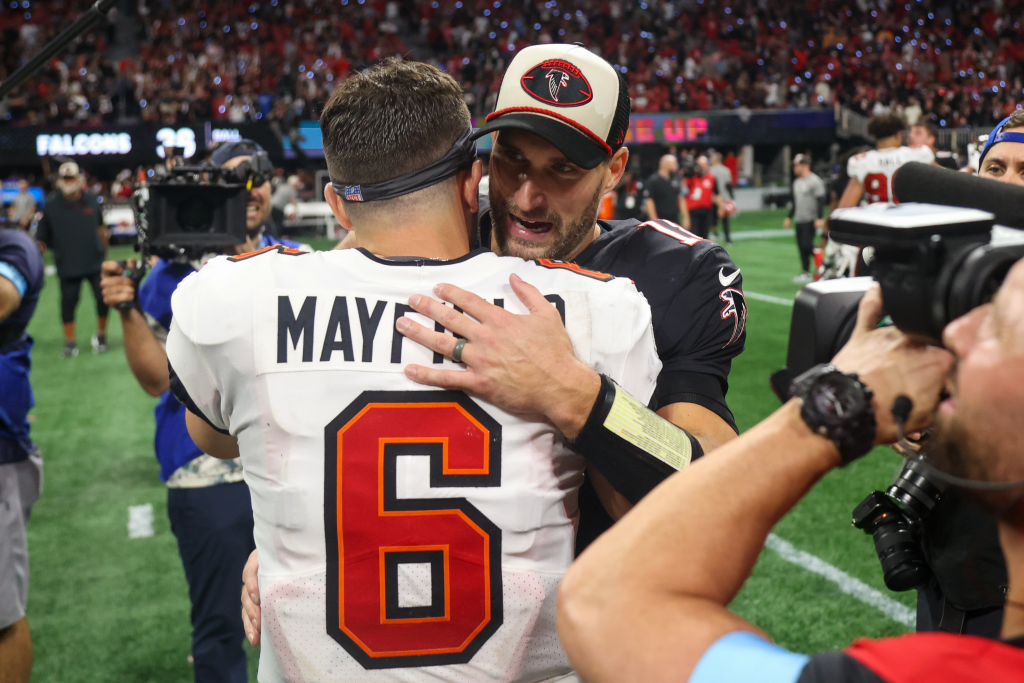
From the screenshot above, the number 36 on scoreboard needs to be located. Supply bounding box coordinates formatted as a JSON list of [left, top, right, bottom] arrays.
[[324, 390, 504, 669]]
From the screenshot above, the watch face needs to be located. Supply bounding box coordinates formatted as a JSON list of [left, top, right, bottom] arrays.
[[811, 373, 866, 424]]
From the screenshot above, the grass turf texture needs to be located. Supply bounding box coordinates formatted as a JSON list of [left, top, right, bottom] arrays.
[[22, 215, 909, 682]]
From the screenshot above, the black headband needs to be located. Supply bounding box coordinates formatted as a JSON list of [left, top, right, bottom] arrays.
[[331, 128, 477, 203]]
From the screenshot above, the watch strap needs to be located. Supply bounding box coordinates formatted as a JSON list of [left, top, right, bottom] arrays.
[[792, 364, 877, 465]]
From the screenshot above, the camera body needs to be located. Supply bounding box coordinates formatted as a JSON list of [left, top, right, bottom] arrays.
[[782, 203, 1024, 593], [134, 150, 274, 260]]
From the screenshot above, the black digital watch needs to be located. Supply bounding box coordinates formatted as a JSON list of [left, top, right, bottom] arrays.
[[790, 364, 877, 464]]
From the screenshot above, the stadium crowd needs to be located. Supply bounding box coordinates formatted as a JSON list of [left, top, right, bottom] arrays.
[[1, 0, 1022, 128]]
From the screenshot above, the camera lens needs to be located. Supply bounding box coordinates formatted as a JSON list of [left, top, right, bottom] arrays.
[[871, 511, 931, 592], [176, 196, 215, 232]]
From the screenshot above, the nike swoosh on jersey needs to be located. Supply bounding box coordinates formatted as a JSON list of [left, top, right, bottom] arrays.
[[719, 268, 741, 287]]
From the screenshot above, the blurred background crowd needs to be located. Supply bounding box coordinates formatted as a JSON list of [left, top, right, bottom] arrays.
[[0, 0, 1021, 129]]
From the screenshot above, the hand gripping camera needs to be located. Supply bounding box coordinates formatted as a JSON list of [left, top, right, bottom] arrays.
[[779, 202, 1024, 592]]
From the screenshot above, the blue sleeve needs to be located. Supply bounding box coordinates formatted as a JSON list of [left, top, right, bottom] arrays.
[[689, 631, 809, 683], [0, 261, 26, 297]]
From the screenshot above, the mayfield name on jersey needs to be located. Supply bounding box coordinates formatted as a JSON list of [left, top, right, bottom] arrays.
[[166, 246, 661, 683]]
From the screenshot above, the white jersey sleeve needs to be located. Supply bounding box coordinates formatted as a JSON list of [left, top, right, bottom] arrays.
[[166, 253, 261, 434], [907, 145, 936, 165], [583, 278, 660, 405]]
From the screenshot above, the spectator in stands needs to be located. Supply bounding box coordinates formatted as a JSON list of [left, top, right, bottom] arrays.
[[9, 0, 1024, 131], [643, 154, 687, 227], [35, 162, 109, 358], [708, 152, 734, 244], [9, 180, 36, 232], [784, 154, 826, 283]]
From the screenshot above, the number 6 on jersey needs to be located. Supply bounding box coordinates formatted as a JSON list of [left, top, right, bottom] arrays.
[[324, 391, 503, 669]]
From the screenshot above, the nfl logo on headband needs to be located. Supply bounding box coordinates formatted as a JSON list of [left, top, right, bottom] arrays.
[[471, 43, 631, 171], [344, 185, 363, 202]]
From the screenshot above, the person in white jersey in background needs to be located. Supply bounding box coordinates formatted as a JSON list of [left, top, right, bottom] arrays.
[[165, 59, 662, 683], [819, 113, 937, 279]]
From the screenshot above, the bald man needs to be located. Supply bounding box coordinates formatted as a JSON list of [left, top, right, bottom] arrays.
[[644, 154, 690, 228]]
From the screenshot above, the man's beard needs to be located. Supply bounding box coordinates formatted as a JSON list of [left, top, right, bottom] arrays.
[[58, 180, 81, 196], [489, 182, 602, 260], [925, 415, 1024, 517]]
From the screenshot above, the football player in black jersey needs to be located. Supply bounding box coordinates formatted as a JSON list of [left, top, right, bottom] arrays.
[[405, 43, 746, 550], [240, 45, 747, 638]]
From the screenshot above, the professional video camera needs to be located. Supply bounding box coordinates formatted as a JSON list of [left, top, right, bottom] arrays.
[[133, 146, 273, 261], [778, 194, 1024, 593]]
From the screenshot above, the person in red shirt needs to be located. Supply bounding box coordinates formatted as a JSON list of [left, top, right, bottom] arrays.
[[685, 155, 721, 239]]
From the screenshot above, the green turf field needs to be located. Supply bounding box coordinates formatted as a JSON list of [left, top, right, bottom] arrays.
[[21, 211, 913, 682]]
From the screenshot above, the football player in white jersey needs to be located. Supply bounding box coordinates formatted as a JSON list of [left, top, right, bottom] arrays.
[[165, 60, 661, 683], [838, 114, 935, 208], [820, 114, 936, 278]]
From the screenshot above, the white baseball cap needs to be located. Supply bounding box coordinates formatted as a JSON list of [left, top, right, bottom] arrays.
[[472, 43, 631, 169], [58, 161, 80, 178]]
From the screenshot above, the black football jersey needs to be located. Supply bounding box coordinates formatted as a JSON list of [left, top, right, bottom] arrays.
[[478, 212, 746, 553], [575, 217, 745, 426]]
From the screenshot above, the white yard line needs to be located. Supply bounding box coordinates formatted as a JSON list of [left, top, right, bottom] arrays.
[[127, 503, 155, 539], [765, 533, 915, 627], [745, 291, 795, 306], [729, 229, 793, 240]]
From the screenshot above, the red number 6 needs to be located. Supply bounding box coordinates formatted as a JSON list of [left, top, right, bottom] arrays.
[[325, 391, 503, 669]]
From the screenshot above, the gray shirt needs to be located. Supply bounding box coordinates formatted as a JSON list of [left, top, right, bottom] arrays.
[[11, 193, 35, 223], [791, 173, 826, 223], [709, 164, 734, 199]]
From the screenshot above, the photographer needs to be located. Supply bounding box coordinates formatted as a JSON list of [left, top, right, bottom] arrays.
[[99, 140, 302, 683], [555, 272, 1024, 682]]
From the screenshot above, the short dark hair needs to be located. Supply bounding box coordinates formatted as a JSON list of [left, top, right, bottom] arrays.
[[912, 120, 939, 140], [867, 113, 907, 141], [320, 58, 470, 192]]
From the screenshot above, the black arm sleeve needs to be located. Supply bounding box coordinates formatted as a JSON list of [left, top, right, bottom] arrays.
[[168, 360, 230, 435], [571, 375, 703, 504]]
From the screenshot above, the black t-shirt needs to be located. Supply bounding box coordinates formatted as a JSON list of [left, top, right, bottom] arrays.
[[642, 173, 683, 222], [36, 191, 106, 279]]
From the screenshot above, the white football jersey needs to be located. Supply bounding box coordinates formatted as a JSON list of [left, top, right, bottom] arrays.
[[847, 145, 934, 204], [166, 246, 661, 683]]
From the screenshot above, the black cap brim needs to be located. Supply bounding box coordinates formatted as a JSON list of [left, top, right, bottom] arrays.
[[471, 113, 610, 170]]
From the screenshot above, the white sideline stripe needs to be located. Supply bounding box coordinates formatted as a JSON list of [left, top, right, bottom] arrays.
[[745, 291, 794, 307], [765, 533, 915, 627], [729, 229, 793, 240], [127, 503, 155, 539]]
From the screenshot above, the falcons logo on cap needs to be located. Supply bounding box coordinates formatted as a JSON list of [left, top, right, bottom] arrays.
[[547, 69, 570, 102]]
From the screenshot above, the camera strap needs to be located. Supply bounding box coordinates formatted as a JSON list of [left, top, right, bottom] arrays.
[[330, 129, 477, 203]]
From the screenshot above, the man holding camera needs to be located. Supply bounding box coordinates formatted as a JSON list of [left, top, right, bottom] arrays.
[[99, 140, 303, 683], [0, 225, 44, 683], [552, 255, 1024, 680]]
